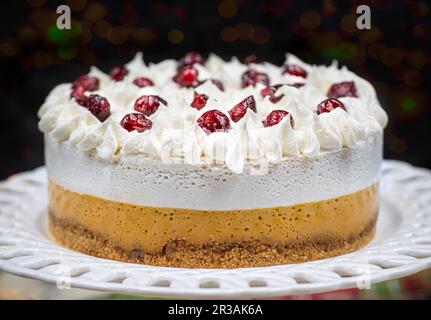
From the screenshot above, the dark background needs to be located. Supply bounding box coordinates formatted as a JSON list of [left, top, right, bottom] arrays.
[[0, 0, 430, 179]]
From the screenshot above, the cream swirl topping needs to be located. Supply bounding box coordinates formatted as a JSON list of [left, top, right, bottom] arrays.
[[38, 53, 388, 173]]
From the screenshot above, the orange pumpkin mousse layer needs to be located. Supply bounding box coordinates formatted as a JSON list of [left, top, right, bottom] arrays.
[[48, 181, 378, 268]]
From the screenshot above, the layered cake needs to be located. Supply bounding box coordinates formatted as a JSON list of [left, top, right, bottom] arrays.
[[38, 52, 387, 268]]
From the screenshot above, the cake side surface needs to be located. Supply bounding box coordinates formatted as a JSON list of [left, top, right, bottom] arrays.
[[48, 181, 378, 268], [44, 133, 382, 210]]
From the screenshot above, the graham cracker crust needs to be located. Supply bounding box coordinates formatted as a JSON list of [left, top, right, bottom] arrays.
[[49, 212, 376, 268]]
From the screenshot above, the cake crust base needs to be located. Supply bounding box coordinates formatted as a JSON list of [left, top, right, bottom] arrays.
[[49, 212, 376, 268]]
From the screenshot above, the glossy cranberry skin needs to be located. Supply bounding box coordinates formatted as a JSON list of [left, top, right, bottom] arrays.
[[72, 75, 99, 92], [282, 64, 307, 78], [241, 69, 270, 88], [261, 85, 278, 98], [173, 65, 200, 88], [197, 110, 231, 135], [191, 92, 209, 110], [177, 51, 205, 70], [120, 113, 152, 133], [134, 95, 167, 117], [327, 81, 358, 99], [243, 54, 261, 65], [260, 85, 284, 103], [110, 65, 129, 81], [263, 110, 294, 128], [317, 98, 347, 115], [228, 95, 256, 123], [133, 77, 154, 88], [86, 94, 111, 122], [71, 86, 89, 106]]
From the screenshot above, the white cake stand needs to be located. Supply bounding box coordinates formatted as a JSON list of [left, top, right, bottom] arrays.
[[0, 160, 430, 299]]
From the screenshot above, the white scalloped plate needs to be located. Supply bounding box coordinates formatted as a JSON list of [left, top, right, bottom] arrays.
[[0, 160, 431, 299]]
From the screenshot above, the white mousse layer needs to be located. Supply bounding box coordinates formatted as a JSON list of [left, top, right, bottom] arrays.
[[45, 135, 382, 210]]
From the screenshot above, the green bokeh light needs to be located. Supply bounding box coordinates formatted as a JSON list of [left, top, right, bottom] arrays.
[[323, 47, 338, 58], [401, 97, 417, 112], [48, 27, 65, 42], [47, 23, 82, 43], [57, 44, 77, 60], [323, 44, 356, 60]]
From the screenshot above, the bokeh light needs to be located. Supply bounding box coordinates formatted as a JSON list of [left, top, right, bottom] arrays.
[[340, 14, 357, 34], [402, 97, 417, 112], [131, 27, 157, 46], [57, 43, 78, 60], [33, 51, 52, 68], [84, 3, 107, 22], [408, 1, 429, 18], [218, 0, 238, 18], [250, 26, 270, 45], [235, 23, 253, 40], [403, 69, 421, 87], [0, 38, 21, 57], [26, 0, 45, 7], [405, 50, 427, 69], [411, 24, 427, 39], [168, 29, 184, 44], [300, 10, 321, 30], [358, 27, 382, 44], [93, 21, 111, 38], [380, 48, 403, 67], [389, 135, 408, 154], [107, 26, 128, 45], [17, 27, 38, 45], [65, 0, 87, 11], [368, 43, 386, 60], [221, 27, 237, 42]]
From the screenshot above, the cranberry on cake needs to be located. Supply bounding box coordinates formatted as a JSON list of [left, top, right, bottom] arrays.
[[38, 52, 388, 268]]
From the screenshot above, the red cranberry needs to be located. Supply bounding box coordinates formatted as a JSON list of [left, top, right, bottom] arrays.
[[120, 113, 152, 133], [110, 65, 129, 81], [87, 94, 111, 122], [191, 92, 209, 110], [71, 86, 89, 106], [173, 65, 200, 88], [177, 51, 205, 70], [241, 69, 270, 88], [263, 110, 294, 128], [134, 95, 167, 117], [197, 110, 231, 135], [133, 77, 154, 88], [243, 54, 261, 65], [327, 81, 358, 98], [228, 95, 256, 123], [261, 85, 278, 98], [72, 75, 99, 92], [209, 78, 225, 91], [260, 85, 284, 103], [282, 64, 307, 78], [317, 98, 347, 115]]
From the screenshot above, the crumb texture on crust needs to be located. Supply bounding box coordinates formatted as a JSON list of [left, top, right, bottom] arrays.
[[48, 181, 379, 268]]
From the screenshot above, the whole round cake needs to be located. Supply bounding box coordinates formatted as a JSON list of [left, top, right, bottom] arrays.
[[38, 52, 387, 268]]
